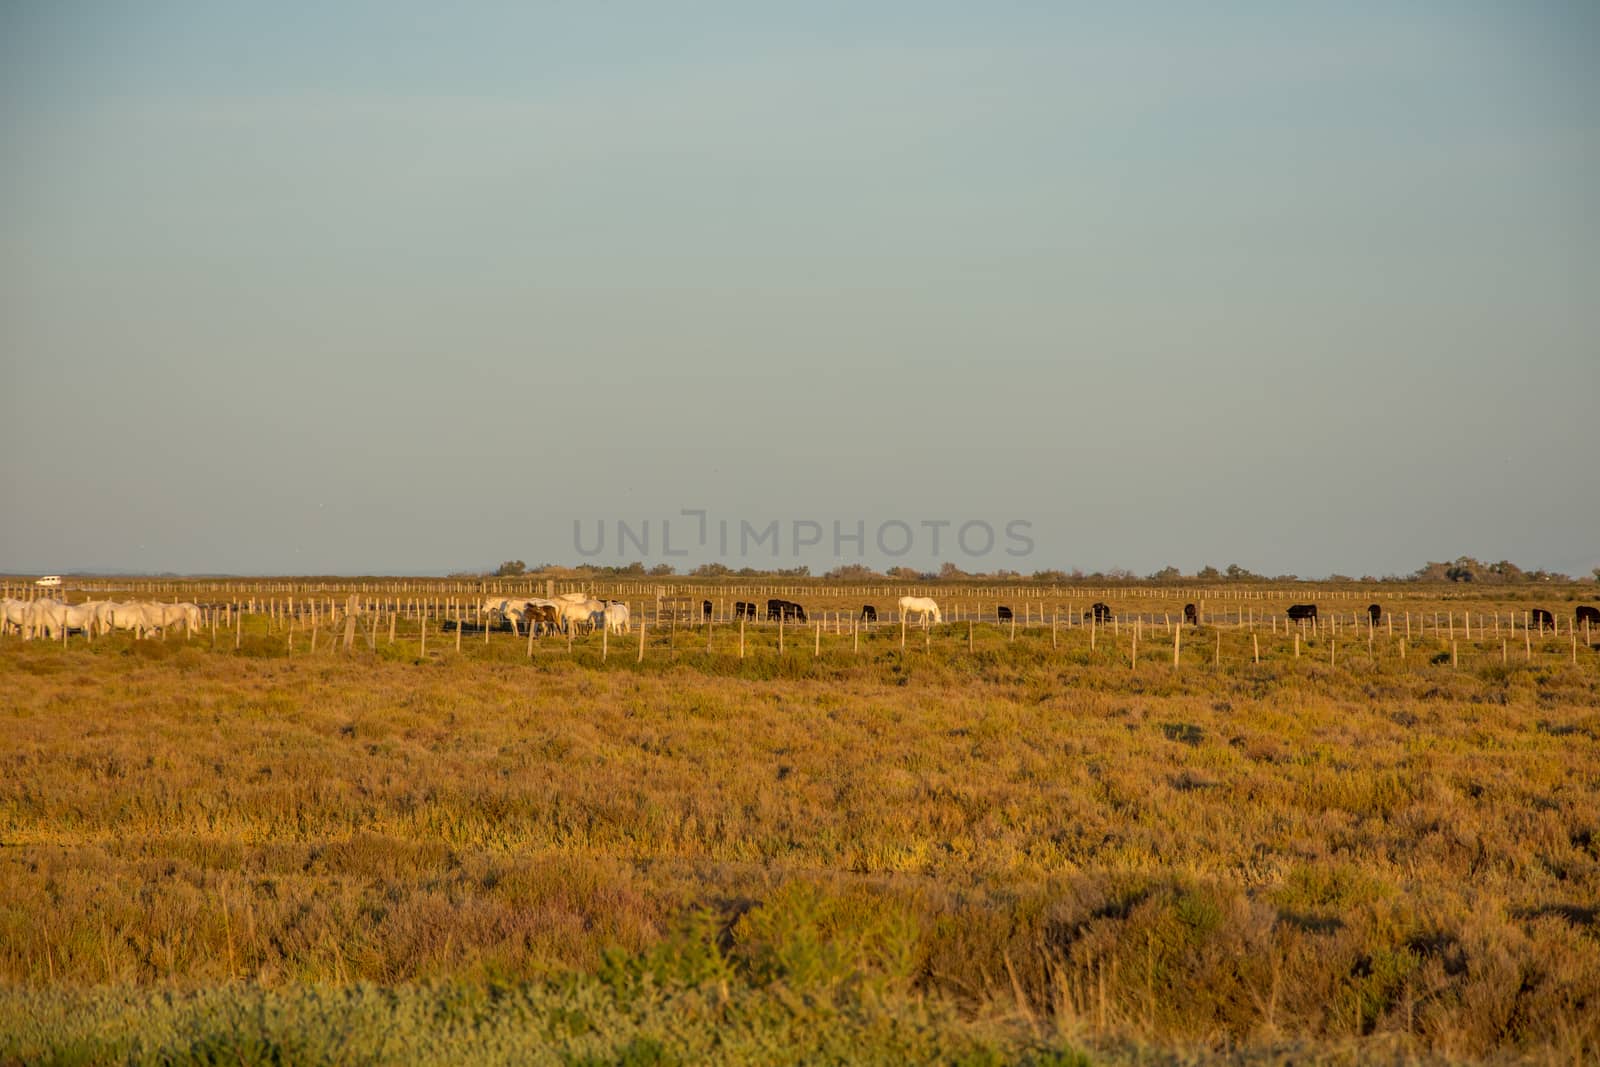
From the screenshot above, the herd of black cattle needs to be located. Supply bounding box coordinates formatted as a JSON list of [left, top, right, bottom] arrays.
[[695, 599, 1600, 630]]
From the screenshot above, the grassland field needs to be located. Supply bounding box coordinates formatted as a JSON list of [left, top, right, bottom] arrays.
[[2, 579, 1599, 1065]]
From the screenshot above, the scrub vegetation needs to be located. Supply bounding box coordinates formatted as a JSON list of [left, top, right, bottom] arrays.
[[2, 599, 1598, 1065]]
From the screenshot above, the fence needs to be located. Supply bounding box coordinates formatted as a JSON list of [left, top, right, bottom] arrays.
[[4, 589, 1594, 672]]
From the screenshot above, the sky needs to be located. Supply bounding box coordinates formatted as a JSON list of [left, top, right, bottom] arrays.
[[1, 2, 1596, 578]]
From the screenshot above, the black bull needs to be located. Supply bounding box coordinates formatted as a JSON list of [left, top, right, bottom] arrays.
[[767, 599, 806, 623]]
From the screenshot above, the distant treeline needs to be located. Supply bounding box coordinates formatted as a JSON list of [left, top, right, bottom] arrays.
[[488, 556, 1594, 583]]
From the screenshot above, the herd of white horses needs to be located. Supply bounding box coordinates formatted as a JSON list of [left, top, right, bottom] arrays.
[[481, 592, 632, 635], [0, 597, 203, 640], [0, 593, 945, 643]]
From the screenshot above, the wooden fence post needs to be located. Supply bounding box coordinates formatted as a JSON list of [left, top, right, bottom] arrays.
[[739, 617, 745, 659], [638, 618, 646, 662], [1172, 624, 1180, 668]]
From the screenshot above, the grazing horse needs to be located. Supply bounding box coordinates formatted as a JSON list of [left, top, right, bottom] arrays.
[[859, 605, 877, 625], [556, 598, 606, 633], [702, 599, 713, 622], [22, 600, 66, 639], [604, 602, 631, 634], [1367, 604, 1382, 626], [734, 601, 757, 621], [486, 598, 532, 632], [0, 598, 28, 636], [997, 605, 1014, 623], [1286, 604, 1318, 623], [1576, 606, 1600, 629], [1530, 608, 1554, 632], [1183, 603, 1198, 626], [898, 596, 942, 625], [1084, 602, 1113, 624]]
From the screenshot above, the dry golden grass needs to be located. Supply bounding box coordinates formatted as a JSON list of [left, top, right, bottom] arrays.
[[1, 629, 1597, 1064]]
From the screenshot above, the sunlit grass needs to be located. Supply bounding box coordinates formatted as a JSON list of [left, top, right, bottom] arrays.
[[1, 628, 1596, 1064]]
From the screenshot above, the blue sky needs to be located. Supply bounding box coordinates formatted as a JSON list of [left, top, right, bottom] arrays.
[[2, 2, 1596, 577]]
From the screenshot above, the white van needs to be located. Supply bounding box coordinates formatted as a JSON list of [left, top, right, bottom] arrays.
[[35, 575, 62, 588]]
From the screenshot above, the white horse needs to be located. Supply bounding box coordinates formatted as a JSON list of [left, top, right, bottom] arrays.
[[556, 598, 606, 634], [0, 598, 29, 635], [899, 596, 943, 626], [603, 602, 631, 635], [101, 601, 156, 637]]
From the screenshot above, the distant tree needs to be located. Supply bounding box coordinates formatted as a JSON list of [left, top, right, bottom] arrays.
[[939, 562, 968, 579], [494, 560, 527, 577], [1149, 565, 1181, 581], [691, 562, 731, 577], [616, 562, 646, 576], [886, 567, 920, 580], [1106, 568, 1135, 580], [774, 566, 811, 578], [1031, 569, 1069, 581], [824, 564, 882, 580], [1224, 563, 1260, 580], [1196, 565, 1221, 579], [648, 563, 675, 576], [1328, 574, 1354, 582]]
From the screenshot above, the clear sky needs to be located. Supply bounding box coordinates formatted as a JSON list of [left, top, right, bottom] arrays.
[[2, 2, 1596, 578]]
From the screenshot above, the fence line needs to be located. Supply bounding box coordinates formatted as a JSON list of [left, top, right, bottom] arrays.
[[3, 596, 1594, 673]]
